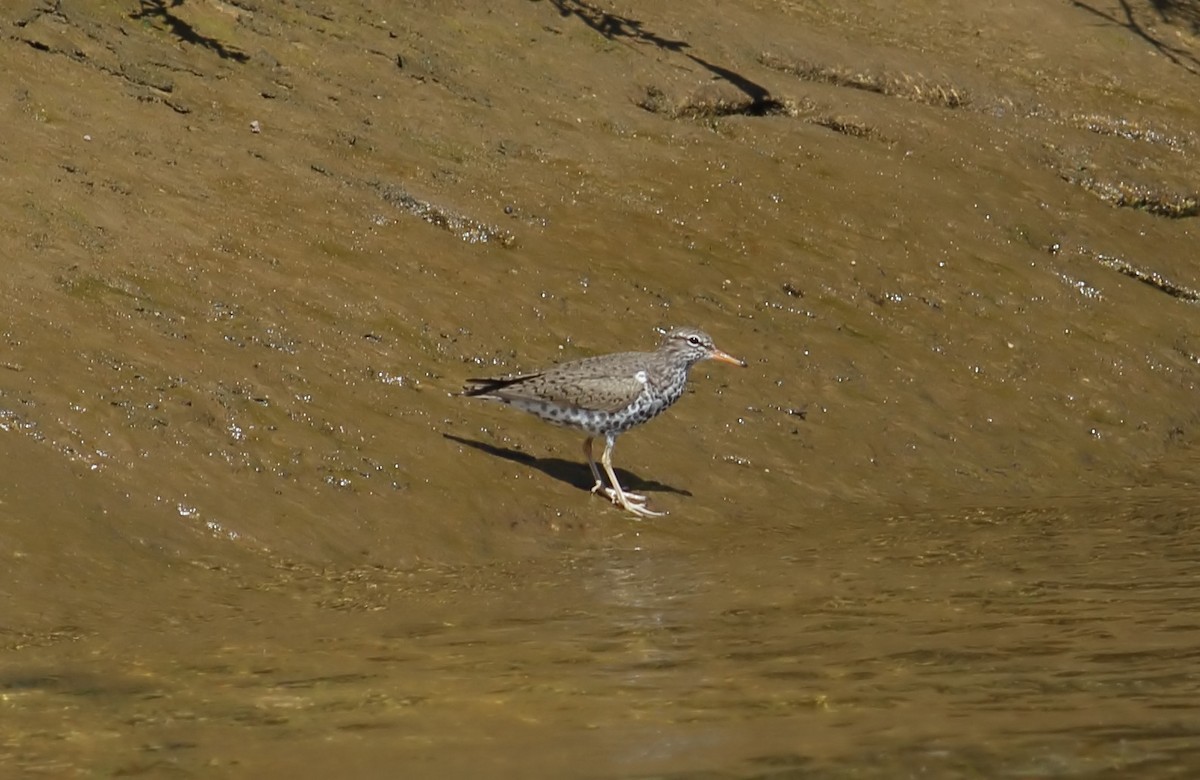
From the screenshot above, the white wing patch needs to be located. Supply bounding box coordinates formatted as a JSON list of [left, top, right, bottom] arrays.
[[634, 370, 649, 385]]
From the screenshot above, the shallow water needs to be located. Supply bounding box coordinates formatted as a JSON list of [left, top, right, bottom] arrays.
[[5, 488, 1198, 777]]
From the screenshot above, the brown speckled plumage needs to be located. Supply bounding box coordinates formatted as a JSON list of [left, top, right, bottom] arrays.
[[463, 327, 745, 517]]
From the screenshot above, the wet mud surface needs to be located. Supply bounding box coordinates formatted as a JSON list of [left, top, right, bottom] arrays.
[[3, 0, 1200, 776]]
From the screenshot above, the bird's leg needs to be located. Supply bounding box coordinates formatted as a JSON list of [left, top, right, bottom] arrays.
[[586, 436, 647, 504], [583, 437, 606, 495], [600, 434, 663, 517]]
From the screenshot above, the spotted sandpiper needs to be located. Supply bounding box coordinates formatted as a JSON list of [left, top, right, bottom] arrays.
[[462, 327, 746, 517]]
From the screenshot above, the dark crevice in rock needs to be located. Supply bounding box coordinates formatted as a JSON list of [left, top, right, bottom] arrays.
[[637, 85, 791, 120], [759, 52, 970, 109], [1082, 249, 1200, 302], [1062, 174, 1199, 218], [374, 183, 517, 249], [810, 115, 884, 141]]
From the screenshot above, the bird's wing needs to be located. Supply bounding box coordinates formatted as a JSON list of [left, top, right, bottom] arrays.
[[550, 372, 647, 414], [466, 366, 647, 414]]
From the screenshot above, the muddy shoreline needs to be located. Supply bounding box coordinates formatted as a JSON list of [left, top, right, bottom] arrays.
[[3, 1, 1199, 775]]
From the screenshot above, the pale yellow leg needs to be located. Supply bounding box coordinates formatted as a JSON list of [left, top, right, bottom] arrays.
[[600, 435, 664, 517], [585, 436, 647, 503]]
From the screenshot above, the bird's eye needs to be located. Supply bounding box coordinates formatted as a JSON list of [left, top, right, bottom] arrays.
[[687, 335, 702, 346]]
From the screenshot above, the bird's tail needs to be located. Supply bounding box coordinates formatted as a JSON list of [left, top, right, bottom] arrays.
[[461, 376, 520, 398]]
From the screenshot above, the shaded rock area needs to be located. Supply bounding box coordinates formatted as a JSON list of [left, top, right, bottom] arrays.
[[2, 0, 1199, 774]]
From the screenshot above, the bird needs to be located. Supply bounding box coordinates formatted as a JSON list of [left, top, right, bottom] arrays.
[[462, 326, 746, 517]]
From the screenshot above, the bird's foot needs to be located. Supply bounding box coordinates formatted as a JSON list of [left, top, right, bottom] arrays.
[[616, 494, 666, 518], [591, 480, 647, 503], [595, 485, 647, 504]]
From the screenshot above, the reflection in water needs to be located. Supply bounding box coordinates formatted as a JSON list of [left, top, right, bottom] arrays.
[[4, 495, 1200, 776]]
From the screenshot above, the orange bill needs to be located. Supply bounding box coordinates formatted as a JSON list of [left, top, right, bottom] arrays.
[[710, 348, 747, 368]]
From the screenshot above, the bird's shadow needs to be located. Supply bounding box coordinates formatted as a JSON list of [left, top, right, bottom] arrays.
[[443, 433, 692, 497]]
